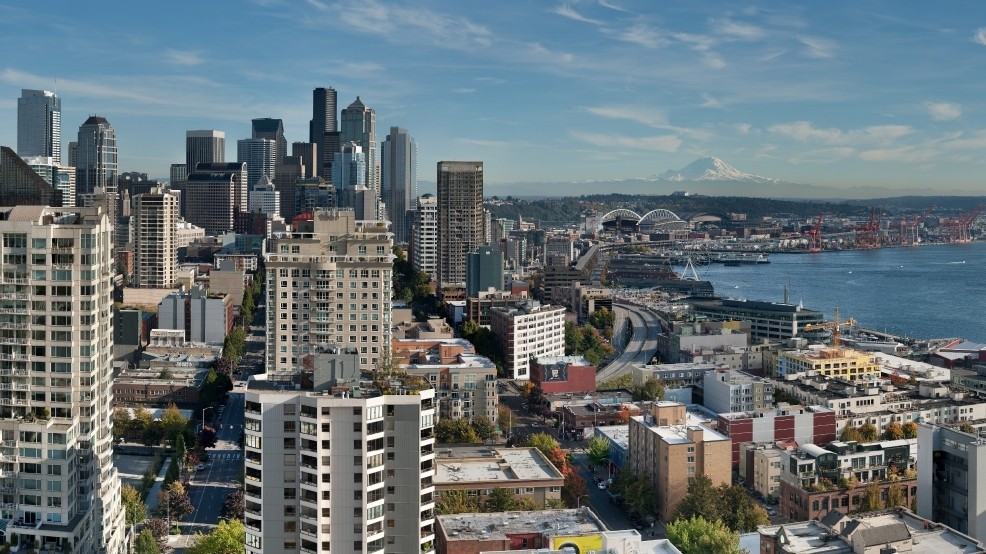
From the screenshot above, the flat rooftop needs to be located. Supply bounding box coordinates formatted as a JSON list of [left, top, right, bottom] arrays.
[[438, 508, 606, 542], [435, 448, 563, 485], [595, 425, 629, 451]]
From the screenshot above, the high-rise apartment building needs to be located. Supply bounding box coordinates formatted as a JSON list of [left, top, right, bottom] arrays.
[[132, 186, 179, 288], [248, 174, 281, 216], [264, 209, 393, 373], [917, 423, 986, 541], [490, 301, 565, 380], [0, 205, 127, 552], [184, 162, 247, 236], [410, 194, 438, 282], [23, 157, 78, 210], [380, 127, 416, 244], [466, 246, 504, 298], [0, 148, 59, 206], [17, 89, 61, 162], [237, 138, 277, 188], [251, 118, 287, 165], [243, 370, 436, 554], [437, 161, 484, 287], [186, 130, 225, 174], [75, 115, 117, 199], [340, 97, 377, 195]]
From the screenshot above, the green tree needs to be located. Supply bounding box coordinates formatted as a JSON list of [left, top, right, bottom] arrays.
[[132, 405, 153, 433], [121, 484, 147, 526], [886, 484, 906, 508], [141, 421, 164, 447], [674, 475, 720, 523], [902, 421, 918, 439], [882, 422, 904, 440], [858, 422, 879, 442], [586, 436, 611, 467], [160, 403, 189, 445], [859, 483, 883, 512], [718, 484, 770, 532], [435, 418, 479, 444], [960, 422, 976, 434], [134, 529, 161, 554], [632, 377, 665, 401], [471, 416, 496, 442], [184, 519, 245, 554], [156, 481, 194, 522], [484, 488, 519, 512], [666, 516, 744, 554], [526, 433, 560, 458], [436, 489, 480, 515], [112, 407, 132, 442], [840, 424, 862, 443]]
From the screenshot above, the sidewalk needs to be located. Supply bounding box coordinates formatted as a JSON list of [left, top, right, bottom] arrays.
[[143, 456, 172, 512]]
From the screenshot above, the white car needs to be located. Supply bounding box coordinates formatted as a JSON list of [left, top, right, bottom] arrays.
[[597, 482, 606, 490], [196, 463, 207, 471]]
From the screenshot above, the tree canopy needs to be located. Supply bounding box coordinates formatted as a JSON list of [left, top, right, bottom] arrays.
[[674, 474, 769, 532], [666, 516, 744, 554], [586, 436, 611, 467], [184, 519, 246, 554]]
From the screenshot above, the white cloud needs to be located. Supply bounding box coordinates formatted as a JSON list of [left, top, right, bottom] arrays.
[[789, 147, 856, 164], [552, 3, 602, 25], [322, 0, 494, 49], [451, 87, 475, 94], [798, 36, 835, 58], [700, 93, 724, 109], [570, 130, 681, 152], [611, 24, 666, 48], [768, 121, 912, 146], [859, 147, 934, 162], [164, 49, 204, 66], [528, 42, 574, 64], [974, 27, 986, 45], [925, 101, 962, 121], [713, 19, 764, 40], [734, 123, 752, 135], [583, 105, 713, 140], [597, 0, 629, 12], [702, 52, 727, 69]]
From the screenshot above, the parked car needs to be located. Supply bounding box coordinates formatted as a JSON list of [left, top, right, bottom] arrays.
[[597, 482, 607, 490]]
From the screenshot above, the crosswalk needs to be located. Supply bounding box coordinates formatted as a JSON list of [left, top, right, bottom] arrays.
[[208, 452, 242, 462]]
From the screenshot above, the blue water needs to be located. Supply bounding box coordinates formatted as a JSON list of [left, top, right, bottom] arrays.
[[692, 242, 986, 342]]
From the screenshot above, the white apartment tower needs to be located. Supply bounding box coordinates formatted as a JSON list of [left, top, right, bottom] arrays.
[[248, 174, 281, 216], [264, 210, 394, 373], [0, 205, 127, 553], [132, 187, 180, 288], [243, 377, 436, 554], [410, 194, 437, 282]]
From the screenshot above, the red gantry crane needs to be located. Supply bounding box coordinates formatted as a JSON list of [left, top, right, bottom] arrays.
[[805, 212, 824, 253], [855, 207, 883, 249], [942, 204, 985, 243], [899, 203, 936, 246]]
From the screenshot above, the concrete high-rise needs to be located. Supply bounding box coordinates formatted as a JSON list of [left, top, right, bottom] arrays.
[[264, 209, 392, 373], [411, 194, 438, 282], [186, 130, 225, 174], [132, 186, 180, 288], [0, 204, 128, 553], [466, 245, 504, 297], [251, 118, 287, 164], [243, 368, 436, 554], [0, 147, 60, 206], [341, 97, 377, 195], [184, 162, 247, 236], [75, 115, 117, 198], [17, 89, 61, 162], [237, 138, 277, 188], [248, 174, 280, 216], [23, 156, 76, 209], [310, 87, 338, 175], [291, 142, 318, 179], [381, 127, 416, 244], [437, 161, 484, 287]]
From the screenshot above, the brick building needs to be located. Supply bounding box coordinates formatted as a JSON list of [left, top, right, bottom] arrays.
[[716, 404, 837, 468], [531, 356, 596, 394]]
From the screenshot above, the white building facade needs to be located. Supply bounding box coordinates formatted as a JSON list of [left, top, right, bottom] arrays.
[[410, 195, 438, 282], [490, 302, 566, 380]]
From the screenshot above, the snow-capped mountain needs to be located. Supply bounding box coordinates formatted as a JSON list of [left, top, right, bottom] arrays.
[[658, 156, 778, 183]]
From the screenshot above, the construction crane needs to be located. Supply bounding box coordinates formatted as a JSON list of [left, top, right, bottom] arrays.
[[942, 204, 984, 243], [855, 207, 883, 248], [805, 212, 824, 253], [899, 203, 936, 246], [802, 308, 857, 356]]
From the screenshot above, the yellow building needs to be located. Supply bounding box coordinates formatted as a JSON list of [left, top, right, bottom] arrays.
[[777, 347, 881, 381]]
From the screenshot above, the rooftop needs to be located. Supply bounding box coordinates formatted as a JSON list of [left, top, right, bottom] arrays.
[[437, 508, 607, 543], [435, 447, 563, 485], [595, 425, 630, 451], [633, 408, 726, 445]]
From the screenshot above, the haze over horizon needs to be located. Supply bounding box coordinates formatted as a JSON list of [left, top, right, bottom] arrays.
[[2, 1, 986, 193]]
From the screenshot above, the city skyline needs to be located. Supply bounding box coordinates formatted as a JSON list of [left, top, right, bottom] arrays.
[[1, 2, 986, 193]]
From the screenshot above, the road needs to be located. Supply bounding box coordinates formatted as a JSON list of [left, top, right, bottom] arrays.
[[185, 390, 245, 530], [596, 303, 663, 382]]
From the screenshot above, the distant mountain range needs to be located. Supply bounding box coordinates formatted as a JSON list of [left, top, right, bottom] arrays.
[[416, 156, 978, 200]]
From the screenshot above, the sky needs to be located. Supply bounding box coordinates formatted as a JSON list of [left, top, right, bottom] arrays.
[[2, 1, 986, 194]]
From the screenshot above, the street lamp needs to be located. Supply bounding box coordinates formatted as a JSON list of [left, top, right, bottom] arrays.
[[201, 406, 213, 431], [577, 494, 590, 510]]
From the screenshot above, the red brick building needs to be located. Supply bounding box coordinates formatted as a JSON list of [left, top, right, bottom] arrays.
[[531, 356, 596, 394], [716, 404, 837, 468]]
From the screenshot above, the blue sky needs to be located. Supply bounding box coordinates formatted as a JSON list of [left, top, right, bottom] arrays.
[[1, 1, 986, 194]]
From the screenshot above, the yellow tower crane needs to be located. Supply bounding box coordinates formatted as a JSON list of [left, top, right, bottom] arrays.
[[801, 308, 857, 357]]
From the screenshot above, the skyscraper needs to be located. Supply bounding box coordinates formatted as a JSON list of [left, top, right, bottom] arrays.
[[75, 115, 117, 198], [381, 127, 417, 244], [0, 147, 59, 206], [184, 162, 247, 236], [251, 118, 287, 165], [331, 142, 367, 192], [437, 161, 484, 287], [186, 130, 225, 174], [310, 87, 338, 175], [0, 204, 127, 553], [132, 186, 180, 288], [237, 138, 277, 187], [290, 141, 318, 179], [466, 245, 504, 297], [340, 97, 377, 195], [411, 194, 438, 282], [22, 156, 76, 208], [17, 89, 61, 162]]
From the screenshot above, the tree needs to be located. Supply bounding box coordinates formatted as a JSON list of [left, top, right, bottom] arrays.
[[858, 422, 878, 442], [184, 519, 245, 554], [497, 406, 516, 437], [612, 472, 657, 520], [160, 403, 189, 445], [140, 422, 164, 447], [156, 481, 194, 522], [221, 489, 245, 521], [484, 487, 519, 512], [112, 407, 133, 442], [859, 483, 883, 512], [674, 475, 720, 523], [121, 484, 147, 526], [840, 424, 862, 443], [886, 484, 906, 509], [666, 516, 744, 554], [960, 422, 976, 434], [586, 436, 611, 467], [436, 489, 480, 515], [526, 433, 560, 458], [142, 518, 170, 550], [471, 416, 496, 442], [134, 529, 161, 554], [197, 426, 218, 449], [132, 405, 153, 433], [435, 418, 479, 444], [632, 377, 665, 401], [902, 421, 918, 439], [674, 475, 767, 532], [882, 422, 904, 440]]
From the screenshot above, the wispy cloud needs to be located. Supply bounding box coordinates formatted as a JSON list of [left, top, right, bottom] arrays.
[[475, 77, 506, 85], [734, 123, 752, 135], [700, 93, 725, 108], [570, 130, 681, 152], [552, 3, 601, 25], [673, 32, 726, 68], [164, 49, 204, 66], [451, 87, 475, 94], [789, 147, 856, 164], [527, 42, 574, 64], [925, 101, 962, 121], [859, 146, 935, 162], [454, 137, 512, 147], [609, 24, 666, 48], [798, 36, 835, 58], [583, 105, 713, 140], [712, 19, 764, 40], [597, 0, 629, 13], [974, 27, 986, 45], [768, 121, 912, 145]]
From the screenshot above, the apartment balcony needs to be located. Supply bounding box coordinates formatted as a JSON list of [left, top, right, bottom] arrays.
[[0, 355, 26, 363]]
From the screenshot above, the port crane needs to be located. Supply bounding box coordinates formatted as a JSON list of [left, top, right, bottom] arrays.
[[805, 212, 824, 253], [855, 207, 883, 249], [942, 204, 984, 243], [898, 203, 936, 246], [801, 308, 857, 356]]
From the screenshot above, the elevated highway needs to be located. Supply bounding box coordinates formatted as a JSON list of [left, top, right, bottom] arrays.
[[597, 302, 665, 382]]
